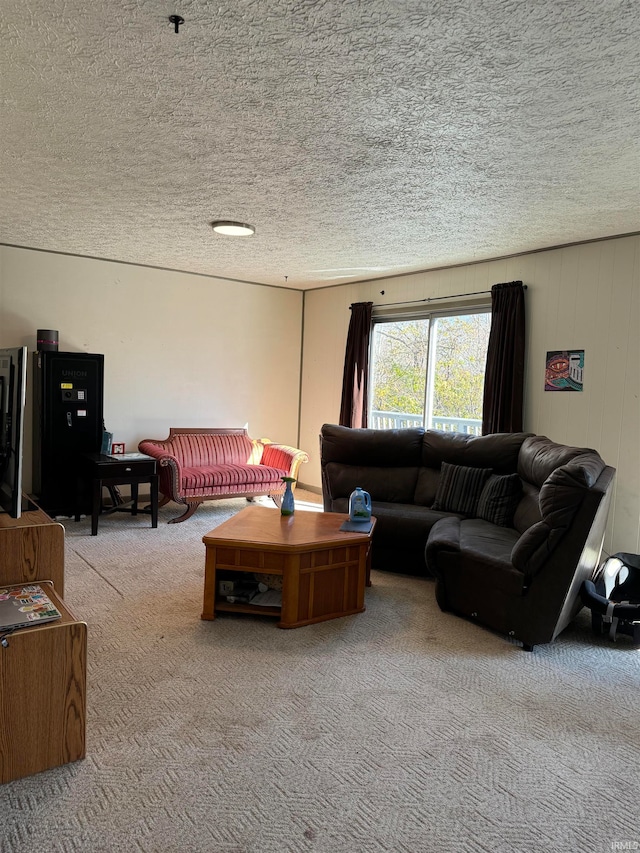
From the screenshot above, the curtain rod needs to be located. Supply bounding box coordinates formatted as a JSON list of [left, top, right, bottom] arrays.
[[368, 284, 527, 309]]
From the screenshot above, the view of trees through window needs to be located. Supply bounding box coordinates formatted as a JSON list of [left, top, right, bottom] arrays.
[[370, 312, 491, 432]]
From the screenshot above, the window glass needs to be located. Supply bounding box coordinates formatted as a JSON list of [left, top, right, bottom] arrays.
[[370, 319, 429, 428], [370, 310, 490, 434]]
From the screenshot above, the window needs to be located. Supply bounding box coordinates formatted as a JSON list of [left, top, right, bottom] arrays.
[[369, 308, 491, 434]]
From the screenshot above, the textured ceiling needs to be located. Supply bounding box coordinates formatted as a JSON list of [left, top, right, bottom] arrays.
[[2, 0, 639, 290]]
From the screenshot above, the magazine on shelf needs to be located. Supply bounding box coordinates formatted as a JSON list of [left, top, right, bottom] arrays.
[[250, 589, 282, 607], [0, 585, 62, 632], [108, 452, 154, 462]]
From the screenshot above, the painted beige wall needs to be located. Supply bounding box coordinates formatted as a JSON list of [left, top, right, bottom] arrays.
[[299, 235, 640, 554], [0, 246, 304, 492], [1, 237, 638, 552]]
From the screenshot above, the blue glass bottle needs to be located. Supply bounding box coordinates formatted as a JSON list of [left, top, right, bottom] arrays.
[[281, 477, 295, 516]]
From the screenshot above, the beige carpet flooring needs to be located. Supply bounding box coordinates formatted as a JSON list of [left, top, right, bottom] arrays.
[[1, 493, 639, 853]]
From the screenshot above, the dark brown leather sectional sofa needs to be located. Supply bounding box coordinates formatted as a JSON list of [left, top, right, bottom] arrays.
[[320, 424, 615, 649]]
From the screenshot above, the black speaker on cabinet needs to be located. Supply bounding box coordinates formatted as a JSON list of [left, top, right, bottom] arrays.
[[32, 351, 104, 517]]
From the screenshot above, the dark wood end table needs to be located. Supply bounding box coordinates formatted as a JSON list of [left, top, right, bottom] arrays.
[[76, 453, 159, 535]]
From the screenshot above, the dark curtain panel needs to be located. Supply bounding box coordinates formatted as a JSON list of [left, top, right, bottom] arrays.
[[339, 301, 373, 428], [482, 281, 525, 434]]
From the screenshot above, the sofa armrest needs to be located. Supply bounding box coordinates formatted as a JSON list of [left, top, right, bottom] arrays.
[[512, 456, 606, 581], [260, 442, 310, 484], [138, 439, 183, 501], [138, 439, 181, 468], [510, 520, 554, 579], [425, 516, 461, 577]]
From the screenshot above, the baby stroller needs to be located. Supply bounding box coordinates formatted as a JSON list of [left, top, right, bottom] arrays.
[[581, 552, 640, 643]]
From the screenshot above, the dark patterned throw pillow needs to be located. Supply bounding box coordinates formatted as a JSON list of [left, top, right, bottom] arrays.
[[432, 462, 492, 515], [476, 473, 522, 527]]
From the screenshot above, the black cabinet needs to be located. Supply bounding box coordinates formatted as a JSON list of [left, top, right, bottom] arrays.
[[32, 351, 104, 517]]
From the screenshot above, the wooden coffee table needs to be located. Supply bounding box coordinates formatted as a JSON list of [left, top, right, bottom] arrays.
[[201, 506, 375, 629]]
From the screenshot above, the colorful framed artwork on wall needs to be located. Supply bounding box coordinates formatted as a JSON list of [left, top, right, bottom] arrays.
[[545, 350, 584, 391]]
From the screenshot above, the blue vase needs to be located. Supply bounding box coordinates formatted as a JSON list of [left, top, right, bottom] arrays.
[[281, 479, 295, 516]]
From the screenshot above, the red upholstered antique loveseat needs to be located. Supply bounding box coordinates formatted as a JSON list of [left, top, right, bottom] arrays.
[[138, 428, 309, 523]]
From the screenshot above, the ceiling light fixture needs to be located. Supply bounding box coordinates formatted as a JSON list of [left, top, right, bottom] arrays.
[[169, 15, 184, 33], [210, 220, 255, 237]]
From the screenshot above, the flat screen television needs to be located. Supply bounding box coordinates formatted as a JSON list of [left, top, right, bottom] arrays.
[[0, 346, 27, 518]]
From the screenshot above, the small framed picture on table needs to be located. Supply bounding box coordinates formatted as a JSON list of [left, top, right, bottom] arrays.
[[111, 443, 126, 455]]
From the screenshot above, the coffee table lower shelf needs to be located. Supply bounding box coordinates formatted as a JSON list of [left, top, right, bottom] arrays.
[[205, 554, 367, 628], [214, 600, 281, 618]]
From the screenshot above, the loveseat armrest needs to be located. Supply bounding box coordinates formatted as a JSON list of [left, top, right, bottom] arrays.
[[260, 441, 310, 484], [138, 439, 184, 501], [138, 438, 182, 468]]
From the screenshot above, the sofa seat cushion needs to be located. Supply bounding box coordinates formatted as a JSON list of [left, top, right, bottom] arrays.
[[331, 498, 457, 542], [182, 464, 286, 496], [459, 518, 521, 568], [427, 517, 524, 596]]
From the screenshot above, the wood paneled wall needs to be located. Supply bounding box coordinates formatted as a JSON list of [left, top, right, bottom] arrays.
[[300, 235, 639, 554]]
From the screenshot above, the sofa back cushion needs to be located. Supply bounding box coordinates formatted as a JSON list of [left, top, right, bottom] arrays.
[[413, 467, 441, 506], [321, 424, 424, 467], [171, 432, 254, 467], [421, 430, 532, 472], [322, 463, 418, 503], [512, 481, 543, 533], [517, 435, 597, 487]]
